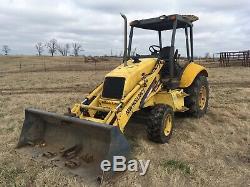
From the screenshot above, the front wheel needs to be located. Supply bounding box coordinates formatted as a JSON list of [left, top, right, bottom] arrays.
[[184, 75, 209, 118], [146, 105, 174, 143]]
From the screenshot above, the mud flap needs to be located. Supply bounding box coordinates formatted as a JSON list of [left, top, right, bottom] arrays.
[[17, 108, 130, 184]]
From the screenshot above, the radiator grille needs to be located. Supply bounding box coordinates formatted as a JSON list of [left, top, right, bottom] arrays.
[[102, 77, 125, 99]]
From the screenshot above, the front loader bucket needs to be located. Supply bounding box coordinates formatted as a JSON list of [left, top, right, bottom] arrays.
[[17, 108, 130, 184]]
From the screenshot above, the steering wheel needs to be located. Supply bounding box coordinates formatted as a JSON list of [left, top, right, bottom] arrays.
[[149, 45, 161, 54]]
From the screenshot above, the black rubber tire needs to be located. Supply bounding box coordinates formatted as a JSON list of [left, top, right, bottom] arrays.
[[146, 104, 174, 143], [184, 75, 209, 118]]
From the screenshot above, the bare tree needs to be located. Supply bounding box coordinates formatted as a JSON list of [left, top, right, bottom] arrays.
[[2, 45, 11, 55], [35, 42, 44, 56], [57, 43, 70, 56], [46, 39, 57, 57], [57, 44, 64, 56], [72, 43, 82, 56]]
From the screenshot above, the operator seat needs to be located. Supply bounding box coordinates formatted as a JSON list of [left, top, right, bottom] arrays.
[[159, 46, 171, 60], [159, 46, 173, 77], [160, 46, 182, 77], [160, 47, 183, 89]]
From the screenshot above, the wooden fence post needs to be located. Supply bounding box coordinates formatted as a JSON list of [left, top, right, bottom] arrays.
[[43, 56, 46, 72]]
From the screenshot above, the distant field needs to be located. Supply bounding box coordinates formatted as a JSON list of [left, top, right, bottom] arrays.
[[0, 56, 249, 186]]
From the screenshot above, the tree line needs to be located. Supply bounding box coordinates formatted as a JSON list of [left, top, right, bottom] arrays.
[[35, 39, 83, 56], [1, 39, 83, 56]]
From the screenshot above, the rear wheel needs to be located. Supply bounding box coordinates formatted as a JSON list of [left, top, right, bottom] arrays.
[[184, 75, 209, 118], [146, 105, 174, 143]]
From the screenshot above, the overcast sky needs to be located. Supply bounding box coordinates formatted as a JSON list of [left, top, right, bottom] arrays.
[[0, 0, 249, 56]]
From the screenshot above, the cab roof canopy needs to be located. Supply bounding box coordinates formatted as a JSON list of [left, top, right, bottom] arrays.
[[130, 14, 199, 31]]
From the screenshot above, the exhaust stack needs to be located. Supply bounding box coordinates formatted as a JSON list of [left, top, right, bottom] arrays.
[[120, 13, 128, 66]]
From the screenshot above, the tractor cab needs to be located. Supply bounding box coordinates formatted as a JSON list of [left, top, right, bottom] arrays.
[[123, 14, 199, 88]]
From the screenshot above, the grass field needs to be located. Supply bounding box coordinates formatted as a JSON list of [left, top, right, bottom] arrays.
[[0, 56, 249, 186]]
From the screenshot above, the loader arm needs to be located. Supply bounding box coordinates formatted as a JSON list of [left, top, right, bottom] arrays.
[[71, 60, 164, 132]]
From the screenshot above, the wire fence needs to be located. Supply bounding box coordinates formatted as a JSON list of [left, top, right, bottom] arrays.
[[1, 55, 244, 74], [0, 56, 121, 73]]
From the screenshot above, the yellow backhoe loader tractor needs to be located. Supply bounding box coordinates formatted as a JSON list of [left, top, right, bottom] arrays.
[[17, 14, 209, 182]]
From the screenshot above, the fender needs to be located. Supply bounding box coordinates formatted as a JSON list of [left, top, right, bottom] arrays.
[[179, 62, 208, 88]]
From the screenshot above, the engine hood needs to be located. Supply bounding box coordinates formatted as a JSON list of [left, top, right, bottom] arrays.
[[104, 58, 157, 98]]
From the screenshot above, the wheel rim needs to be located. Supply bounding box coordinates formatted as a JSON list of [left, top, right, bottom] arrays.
[[199, 86, 207, 110], [164, 114, 172, 136]]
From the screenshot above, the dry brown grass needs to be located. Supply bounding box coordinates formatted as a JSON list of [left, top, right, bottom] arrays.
[[0, 57, 249, 186]]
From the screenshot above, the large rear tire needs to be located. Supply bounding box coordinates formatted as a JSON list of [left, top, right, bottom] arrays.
[[184, 75, 209, 118], [146, 105, 174, 143]]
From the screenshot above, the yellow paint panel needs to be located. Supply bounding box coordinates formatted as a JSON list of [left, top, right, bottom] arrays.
[[179, 62, 208, 88], [144, 90, 187, 112]]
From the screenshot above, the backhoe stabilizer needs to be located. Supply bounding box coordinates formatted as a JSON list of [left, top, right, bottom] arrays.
[[17, 108, 130, 182]]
